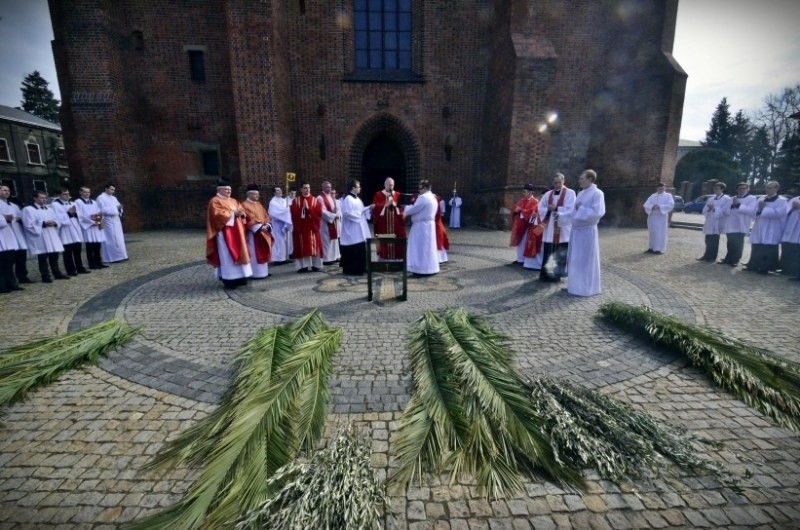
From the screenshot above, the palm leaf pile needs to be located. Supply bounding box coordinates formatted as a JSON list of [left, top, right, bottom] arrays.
[[130, 309, 342, 530], [0, 319, 140, 407], [526, 374, 727, 483], [236, 424, 389, 530], [390, 307, 583, 499], [599, 301, 800, 434]]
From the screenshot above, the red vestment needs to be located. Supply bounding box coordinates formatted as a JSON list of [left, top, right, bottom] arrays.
[[206, 195, 250, 267], [510, 196, 538, 247], [241, 199, 274, 264], [290, 194, 323, 259], [523, 202, 543, 258], [434, 194, 450, 251], [372, 189, 407, 259]]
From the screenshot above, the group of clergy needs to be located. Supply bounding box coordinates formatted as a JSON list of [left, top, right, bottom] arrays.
[[692, 180, 800, 280], [509, 170, 606, 297], [0, 184, 128, 294]]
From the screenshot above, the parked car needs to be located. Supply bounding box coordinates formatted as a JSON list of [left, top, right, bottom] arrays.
[[684, 194, 712, 214], [672, 195, 684, 212]]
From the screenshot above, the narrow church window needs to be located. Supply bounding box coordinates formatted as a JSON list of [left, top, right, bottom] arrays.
[[55, 147, 68, 168], [26, 142, 43, 165], [0, 138, 12, 162], [201, 150, 220, 176], [188, 50, 206, 81], [354, 0, 412, 70]]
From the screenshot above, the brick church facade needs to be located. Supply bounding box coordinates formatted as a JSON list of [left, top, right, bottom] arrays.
[[48, 0, 686, 231]]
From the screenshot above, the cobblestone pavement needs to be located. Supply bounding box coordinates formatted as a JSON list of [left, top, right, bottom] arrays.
[[1, 226, 799, 529]]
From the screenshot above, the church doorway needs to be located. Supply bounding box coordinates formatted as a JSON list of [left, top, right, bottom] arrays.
[[361, 134, 406, 204]]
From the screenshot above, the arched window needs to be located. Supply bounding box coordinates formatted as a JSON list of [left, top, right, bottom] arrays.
[[354, 0, 412, 71]]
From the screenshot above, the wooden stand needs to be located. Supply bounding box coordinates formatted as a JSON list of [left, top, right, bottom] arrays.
[[366, 236, 407, 302]]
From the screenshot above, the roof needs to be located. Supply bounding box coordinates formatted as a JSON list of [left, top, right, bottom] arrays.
[[0, 104, 61, 131]]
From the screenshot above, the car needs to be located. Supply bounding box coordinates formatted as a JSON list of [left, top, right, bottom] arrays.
[[672, 195, 684, 212], [684, 194, 712, 214]]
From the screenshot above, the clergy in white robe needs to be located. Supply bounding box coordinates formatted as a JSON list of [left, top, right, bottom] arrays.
[[0, 197, 20, 292], [780, 196, 800, 280], [720, 182, 757, 266], [449, 191, 462, 228], [403, 181, 439, 276], [22, 191, 68, 282], [560, 170, 605, 297], [339, 179, 371, 276], [744, 181, 787, 274], [0, 186, 32, 283], [318, 181, 341, 264], [538, 174, 576, 281], [97, 184, 128, 263], [51, 189, 89, 276], [697, 183, 732, 262], [268, 187, 293, 263], [206, 181, 252, 289], [75, 187, 107, 269], [643, 183, 674, 254]]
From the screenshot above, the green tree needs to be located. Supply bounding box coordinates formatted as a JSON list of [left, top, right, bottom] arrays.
[[675, 147, 741, 192], [730, 109, 752, 175], [702, 97, 734, 154], [20, 71, 60, 123], [772, 132, 800, 194], [749, 126, 772, 189]]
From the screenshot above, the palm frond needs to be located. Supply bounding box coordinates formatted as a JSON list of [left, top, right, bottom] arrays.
[[526, 374, 729, 484], [390, 308, 581, 499], [130, 311, 341, 530], [0, 319, 140, 407], [599, 301, 800, 434], [236, 424, 389, 530]]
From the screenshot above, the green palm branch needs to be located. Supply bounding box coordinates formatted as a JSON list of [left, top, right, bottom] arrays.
[[0, 319, 140, 407], [390, 307, 582, 498], [526, 374, 728, 483], [599, 301, 800, 434], [129, 309, 341, 530]]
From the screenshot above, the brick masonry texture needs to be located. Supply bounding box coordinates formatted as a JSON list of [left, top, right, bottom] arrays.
[[49, 0, 685, 231]]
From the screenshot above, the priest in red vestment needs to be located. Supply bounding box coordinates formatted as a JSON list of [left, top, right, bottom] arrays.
[[241, 184, 274, 279], [206, 180, 252, 289], [371, 177, 406, 260], [290, 182, 324, 272], [509, 183, 539, 265]]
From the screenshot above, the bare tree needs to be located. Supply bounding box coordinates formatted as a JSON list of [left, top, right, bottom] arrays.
[[751, 84, 800, 173]]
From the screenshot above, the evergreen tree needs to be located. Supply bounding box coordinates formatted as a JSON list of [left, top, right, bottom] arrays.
[[703, 97, 734, 155], [749, 126, 772, 188], [772, 132, 800, 194], [730, 110, 752, 173], [20, 71, 60, 123], [675, 147, 741, 191]]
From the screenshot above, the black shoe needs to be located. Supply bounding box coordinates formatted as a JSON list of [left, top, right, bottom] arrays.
[[68, 272, 79, 277], [18, 278, 33, 284], [54, 275, 70, 280], [653, 251, 663, 255], [644, 249, 654, 254], [323, 261, 334, 266], [311, 267, 321, 272], [99, 264, 110, 268], [77, 269, 90, 274], [42, 277, 53, 283], [297, 268, 309, 273]]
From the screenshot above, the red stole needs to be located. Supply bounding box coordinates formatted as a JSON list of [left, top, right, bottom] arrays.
[[321, 193, 339, 239], [545, 189, 568, 245]]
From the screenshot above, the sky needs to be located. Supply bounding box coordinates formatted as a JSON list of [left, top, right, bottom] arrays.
[[0, 0, 798, 142]]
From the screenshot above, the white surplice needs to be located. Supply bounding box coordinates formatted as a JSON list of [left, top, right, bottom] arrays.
[[404, 190, 439, 275], [51, 199, 83, 245], [22, 204, 64, 255], [0, 211, 19, 251], [560, 184, 605, 296], [702, 194, 732, 235], [74, 198, 106, 244], [318, 192, 341, 262], [643, 191, 674, 252], [96, 192, 128, 262], [449, 196, 462, 228], [268, 196, 293, 262], [751, 195, 788, 245], [0, 199, 28, 250]]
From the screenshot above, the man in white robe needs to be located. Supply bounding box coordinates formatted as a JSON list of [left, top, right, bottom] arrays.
[[0, 185, 32, 283], [74, 187, 107, 269], [51, 188, 89, 276], [781, 196, 800, 281], [206, 180, 252, 289], [403, 180, 439, 276], [0, 196, 21, 292], [22, 190, 68, 283], [643, 182, 674, 254], [97, 184, 128, 263], [268, 186, 293, 264], [697, 182, 731, 262], [318, 180, 341, 265], [744, 180, 787, 274], [538, 173, 576, 281], [560, 169, 605, 296], [339, 179, 372, 276], [449, 190, 462, 228], [719, 182, 757, 266]]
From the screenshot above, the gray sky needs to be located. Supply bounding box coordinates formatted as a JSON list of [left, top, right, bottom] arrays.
[[1, 0, 798, 142]]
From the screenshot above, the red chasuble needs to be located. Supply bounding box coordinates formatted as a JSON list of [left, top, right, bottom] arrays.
[[241, 199, 274, 264], [206, 195, 250, 267], [290, 194, 323, 259], [434, 194, 450, 251], [371, 189, 407, 259], [523, 200, 543, 258], [509, 196, 538, 247]]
